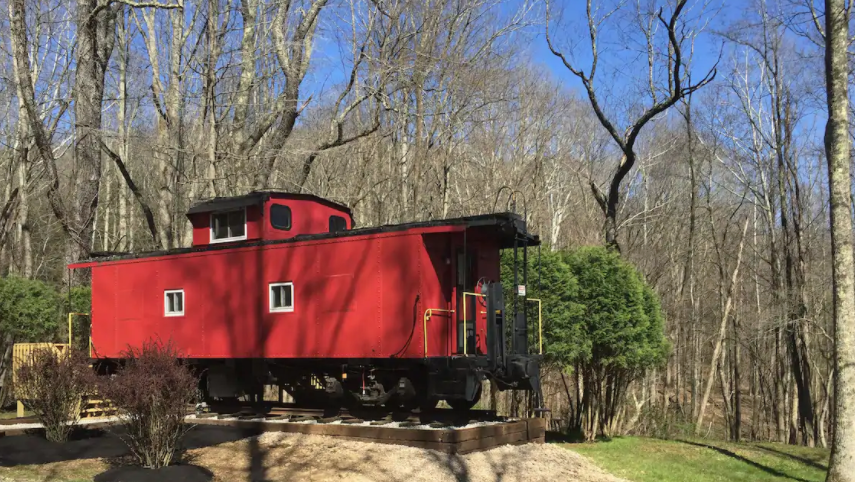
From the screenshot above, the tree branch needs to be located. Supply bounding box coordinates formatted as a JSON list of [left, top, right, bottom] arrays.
[[546, 0, 717, 248], [89, 0, 181, 24], [545, 0, 628, 152], [8, 0, 76, 243], [97, 139, 162, 249], [297, 113, 382, 191]]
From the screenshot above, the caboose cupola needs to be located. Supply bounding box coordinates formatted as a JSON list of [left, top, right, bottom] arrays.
[[186, 191, 353, 247]]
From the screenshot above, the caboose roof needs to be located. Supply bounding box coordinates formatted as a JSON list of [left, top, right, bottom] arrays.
[[186, 191, 353, 218], [72, 212, 539, 267]]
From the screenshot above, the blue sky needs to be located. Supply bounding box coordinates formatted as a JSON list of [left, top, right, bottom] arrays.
[[99, 0, 825, 143], [534, 0, 733, 95], [246, 0, 817, 116]]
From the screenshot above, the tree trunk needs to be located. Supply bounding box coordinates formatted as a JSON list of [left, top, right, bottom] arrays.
[[116, 7, 129, 251], [12, 95, 32, 278], [733, 312, 742, 442], [71, 0, 115, 282], [824, 0, 855, 479], [204, 0, 222, 198], [696, 218, 749, 434]]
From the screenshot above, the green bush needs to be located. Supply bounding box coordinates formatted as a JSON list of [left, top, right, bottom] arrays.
[[563, 246, 669, 439], [0, 276, 62, 342], [501, 245, 668, 440], [500, 248, 585, 366], [68, 286, 92, 314], [564, 246, 669, 373]]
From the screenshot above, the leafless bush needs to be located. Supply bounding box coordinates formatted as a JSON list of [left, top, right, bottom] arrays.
[[99, 340, 198, 469], [629, 404, 697, 440], [15, 348, 94, 443]]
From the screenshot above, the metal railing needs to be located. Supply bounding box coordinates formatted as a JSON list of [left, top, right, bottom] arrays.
[[423, 295, 543, 357], [67, 312, 89, 353], [422, 308, 454, 357], [462, 292, 486, 356], [526, 298, 543, 355]]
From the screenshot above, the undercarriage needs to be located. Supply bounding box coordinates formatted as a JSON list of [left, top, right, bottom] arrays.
[[192, 349, 542, 412]]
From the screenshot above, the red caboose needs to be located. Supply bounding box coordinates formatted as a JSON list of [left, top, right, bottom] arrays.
[[70, 191, 542, 409]]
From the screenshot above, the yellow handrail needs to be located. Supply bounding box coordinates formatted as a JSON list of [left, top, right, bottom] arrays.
[[462, 292, 486, 356], [423, 308, 454, 357], [526, 298, 543, 355], [13, 342, 68, 417]]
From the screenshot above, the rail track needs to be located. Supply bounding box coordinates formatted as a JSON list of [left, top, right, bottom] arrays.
[[200, 402, 503, 424], [2, 403, 546, 454], [192, 402, 545, 453]]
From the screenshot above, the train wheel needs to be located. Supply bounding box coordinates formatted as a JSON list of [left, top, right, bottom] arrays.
[[419, 396, 439, 412], [446, 383, 482, 411], [398, 392, 438, 412], [396, 376, 437, 412]]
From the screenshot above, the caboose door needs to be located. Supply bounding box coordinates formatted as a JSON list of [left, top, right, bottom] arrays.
[[454, 249, 477, 355]]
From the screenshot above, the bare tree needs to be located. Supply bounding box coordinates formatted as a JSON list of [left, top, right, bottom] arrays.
[[134, 2, 195, 249], [823, 0, 855, 479], [8, 0, 71, 256], [546, 0, 717, 248], [696, 213, 749, 434]]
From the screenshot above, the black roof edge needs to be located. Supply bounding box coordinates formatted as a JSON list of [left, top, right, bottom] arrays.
[[185, 191, 353, 221], [81, 212, 539, 264]]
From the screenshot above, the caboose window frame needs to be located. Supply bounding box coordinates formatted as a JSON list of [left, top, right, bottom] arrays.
[[209, 208, 247, 244], [329, 215, 347, 233], [270, 204, 292, 231], [164, 289, 185, 317], [269, 282, 294, 313]]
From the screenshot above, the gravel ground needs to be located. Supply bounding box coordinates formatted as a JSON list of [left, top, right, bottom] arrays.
[[0, 422, 625, 482], [190, 431, 627, 482]]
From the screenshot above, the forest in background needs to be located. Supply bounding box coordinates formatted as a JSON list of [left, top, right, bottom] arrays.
[[0, 0, 845, 449]]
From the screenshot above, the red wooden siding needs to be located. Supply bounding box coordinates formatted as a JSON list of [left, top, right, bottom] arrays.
[[190, 205, 263, 246], [88, 224, 495, 360], [262, 197, 352, 241], [189, 195, 352, 248]]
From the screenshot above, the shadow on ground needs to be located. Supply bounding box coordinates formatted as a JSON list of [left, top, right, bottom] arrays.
[[93, 465, 213, 482], [0, 424, 252, 467], [545, 430, 587, 443], [1, 423, 564, 482], [753, 444, 828, 472], [675, 439, 815, 482]]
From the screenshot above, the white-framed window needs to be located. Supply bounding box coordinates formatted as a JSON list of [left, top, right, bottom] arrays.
[[210, 208, 247, 243], [269, 282, 294, 313], [164, 290, 185, 317]]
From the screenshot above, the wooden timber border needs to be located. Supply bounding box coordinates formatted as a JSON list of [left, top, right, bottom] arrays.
[[189, 417, 546, 454], [0, 416, 546, 454]]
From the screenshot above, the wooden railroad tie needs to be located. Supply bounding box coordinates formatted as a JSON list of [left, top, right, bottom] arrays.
[[185, 417, 547, 454]]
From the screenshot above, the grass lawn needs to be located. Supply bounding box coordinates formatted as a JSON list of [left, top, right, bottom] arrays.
[[565, 436, 829, 482], [0, 409, 33, 420]]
